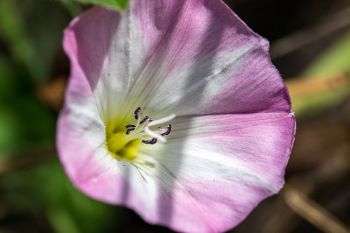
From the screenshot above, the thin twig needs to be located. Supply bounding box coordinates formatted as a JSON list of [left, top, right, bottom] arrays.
[[271, 7, 350, 59], [283, 186, 350, 233], [261, 148, 350, 233]]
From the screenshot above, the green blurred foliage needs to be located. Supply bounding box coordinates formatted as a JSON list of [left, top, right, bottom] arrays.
[[36, 163, 117, 233], [0, 161, 117, 233], [0, 0, 71, 151], [292, 30, 350, 117], [305, 30, 350, 75], [0, 0, 70, 82], [74, 0, 128, 11], [0, 56, 55, 153]]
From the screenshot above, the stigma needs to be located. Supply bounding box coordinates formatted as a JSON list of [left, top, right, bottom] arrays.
[[125, 107, 175, 145]]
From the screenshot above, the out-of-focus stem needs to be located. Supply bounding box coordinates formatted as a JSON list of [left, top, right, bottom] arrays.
[[283, 186, 350, 233], [270, 7, 350, 59], [286, 72, 350, 117]]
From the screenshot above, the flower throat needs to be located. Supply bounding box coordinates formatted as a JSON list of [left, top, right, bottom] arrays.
[[106, 107, 175, 161]]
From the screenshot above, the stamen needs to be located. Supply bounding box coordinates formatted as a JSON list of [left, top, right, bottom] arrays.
[[148, 114, 176, 127], [140, 116, 151, 125], [142, 138, 157, 144], [145, 127, 167, 142], [161, 124, 172, 136], [125, 124, 136, 135], [134, 107, 141, 120], [125, 107, 175, 145]]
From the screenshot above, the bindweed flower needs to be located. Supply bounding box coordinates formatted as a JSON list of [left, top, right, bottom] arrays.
[[57, 0, 296, 232]]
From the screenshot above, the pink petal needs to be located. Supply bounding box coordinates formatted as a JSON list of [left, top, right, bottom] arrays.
[[64, 2, 289, 118], [70, 112, 295, 233], [129, 0, 289, 116], [63, 6, 147, 119], [144, 112, 295, 232], [58, 7, 129, 194]]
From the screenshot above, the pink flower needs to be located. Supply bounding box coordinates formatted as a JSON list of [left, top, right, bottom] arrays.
[[57, 1, 296, 232]]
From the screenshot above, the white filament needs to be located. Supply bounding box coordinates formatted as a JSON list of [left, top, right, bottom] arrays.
[[148, 114, 176, 127], [144, 127, 167, 142], [127, 111, 175, 144]]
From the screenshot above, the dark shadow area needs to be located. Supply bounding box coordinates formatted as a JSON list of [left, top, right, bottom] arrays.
[[226, 0, 349, 42]]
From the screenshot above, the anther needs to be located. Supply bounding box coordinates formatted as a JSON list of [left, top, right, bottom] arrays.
[[125, 124, 136, 135], [161, 124, 172, 136], [134, 107, 141, 120], [140, 116, 151, 125], [142, 138, 157, 144]]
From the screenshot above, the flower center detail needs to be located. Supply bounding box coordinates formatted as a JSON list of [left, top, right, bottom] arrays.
[[127, 107, 175, 144], [106, 107, 175, 161]]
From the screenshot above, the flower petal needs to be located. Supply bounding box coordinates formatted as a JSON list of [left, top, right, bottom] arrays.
[[76, 112, 294, 232], [146, 47, 290, 117], [126, 0, 290, 117], [64, 1, 289, 119], [63, 6, 147, 120], [135, 112, 295, 232], [59, 8, 132, 192]]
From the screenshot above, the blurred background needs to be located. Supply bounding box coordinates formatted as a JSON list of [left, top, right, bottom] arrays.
[[0, 0, 349, 232]]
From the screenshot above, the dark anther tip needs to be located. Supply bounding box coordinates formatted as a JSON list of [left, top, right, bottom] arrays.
[[161, 124, 172, 136], [134, 107, 142, 120], [126, 129, 132, 135], [125, 124, 136, 135], [142, 138, 158, 145], [140, 116, 151, 124]]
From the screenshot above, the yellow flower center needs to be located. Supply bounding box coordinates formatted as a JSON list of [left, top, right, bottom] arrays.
[[105, 118, 141, 161], [105, 107, 175, 162]]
